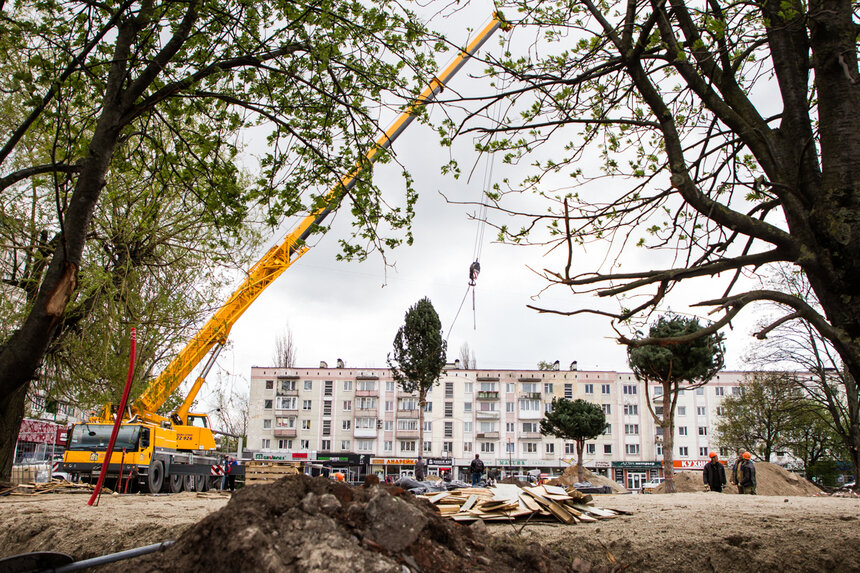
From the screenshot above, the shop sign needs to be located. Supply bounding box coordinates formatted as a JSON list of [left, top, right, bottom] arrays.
[[18, 419, 67, 445], [498, 459, 527, 466], [593, 461, 611, 468], [673, 459, 725, 470], [254, 452, 310, 461], [369, 458, 417, 465], [611, 461, 662, 469]]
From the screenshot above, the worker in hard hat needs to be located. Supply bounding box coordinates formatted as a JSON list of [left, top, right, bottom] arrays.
[[703, 451, 727, 492], [738, 452, 757, 495], [730, 448, 746, 492], [334, 471, 345, 482]]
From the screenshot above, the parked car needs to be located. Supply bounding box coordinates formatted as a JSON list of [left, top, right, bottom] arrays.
[[641, 478, 665, 494]]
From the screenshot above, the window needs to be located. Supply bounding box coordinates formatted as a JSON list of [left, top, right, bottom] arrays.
[[716, 407, 726, 416], [384, 441, 393, 452], [678, 426, 688, 436], [444, 402, 453, 417], [480, 382, 497, 392], [479, 421, 496, 432], [602, 404, 611, 415], [653, 386, 663, 396], [264, 399, 273, 410], [385, 401, 394, 412], [444, 421, 453, 438], [656, 445, 663, 456], [564, 384, 573, 399], [343, 400, 352, 411], [300, 440, 309, 449], [423, 441, 432, 452], [445, 382, 454, 398], [384, 421, 393, 431], [584, 383, 594, 394], [524, 443, 538, 453], [480, 442, 495, 453], [604, 424, 612, 435], [602, 384, 611, 394], [356, 417, 375, 429], [715, 386, 725, 396], [301, 419, 311, 430], [386, 381, 395, 392], [276, 417, 296, 429], [357, 380, 375, 392], [506, 442, 515, 453], [397, 419, 419, 431], [344, 380, 353, 391], [464, 422, 473, 433], [340, 440, 350, 450], [678, 406, 686, 416], [603, 444, 612, 454], [625, 444, 640, 454], [585, 443, 595, 454], [357, 440, 374, 451], [400, 440, 416, 452], [304, 380, 312, 390], [544, 383, 554, 393], [280, 380, 296, 392], [732, 386, 742, 395], [679, 446, 689, 456], [399, 398, 417, 410], [324, 381, 333, 397], [623, 385, 637, 395], [277, 439, 292, 449], [624, 404, 638, 415], [545, 402, 553, 413], [465, 382, 473, 393], [523, 422, 539, 433], [506, 401, 515, 412], [423, 420, 432, 432], [479, 401, 496, 412], [656, 427, 663, 436], [565, 443, 575, 454], [342, 420, 351, 430], [698, 426, 708, 436], [655, 406, 664, 416], [323, 401, 332, 416], [261, 438, 271, 449], [699, 447, 708, 457], [263, 419, 272, 429], [321, 439, 331, 450], [520, 399, 540, 411], [277, 396, 297, 410], [356, 397, 377, 410], [696, 387, 704, 395], [302, 399, 312, 411], [625, 424, 639, 435], [697, 406, 706, 416], [265, 380, 273, 390], [322, 420, 331, 436], [506, 422, 514, 433], [546, 443, 555, 454], [464, 442, 473, 453], [464, 402, 472, 413], [443, 441, 453, 453], [506, 383, 514, 393]]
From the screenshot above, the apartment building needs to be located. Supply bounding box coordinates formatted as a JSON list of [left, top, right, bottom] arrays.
[[247, 362, 748, 489]]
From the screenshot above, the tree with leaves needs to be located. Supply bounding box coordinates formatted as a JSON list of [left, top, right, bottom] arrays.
[[628, 315, 724, 493], [540, 397, 607, 482], [0, 0, 441, 481], [447, 0, 860, 451], [388, 298, 447, 456]]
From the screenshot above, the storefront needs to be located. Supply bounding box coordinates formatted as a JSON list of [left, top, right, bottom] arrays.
[[612, 461, 663, 490], [15, 419, 70, 463]]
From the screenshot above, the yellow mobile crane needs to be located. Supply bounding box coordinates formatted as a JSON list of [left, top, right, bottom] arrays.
[[61, 15, 507, 493]]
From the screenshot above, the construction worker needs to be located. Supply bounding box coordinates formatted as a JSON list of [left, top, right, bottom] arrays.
[[469, 454, 484, 487], [414, 456, 426, 481], [730, 448, 746, 492], [738, 452, 757, 495], [703, 452, 727, 492]]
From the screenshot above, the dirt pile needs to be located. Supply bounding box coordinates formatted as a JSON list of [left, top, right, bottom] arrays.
[[108, 474, 618, 573], [653, 462, 821, 495], [546, 466, 628, 493]]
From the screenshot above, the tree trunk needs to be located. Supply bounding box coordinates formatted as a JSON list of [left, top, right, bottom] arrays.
[[661, 380, 676, 493], [0, 383, 28, 483], [576, 439, 585, 483], [418, 390, 426, 460]]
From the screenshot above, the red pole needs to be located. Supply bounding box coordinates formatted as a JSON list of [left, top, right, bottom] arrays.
[[88, 328, 136, 506], [117, 449, 127, 494]]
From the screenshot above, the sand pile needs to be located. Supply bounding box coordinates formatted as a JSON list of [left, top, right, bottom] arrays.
[[652, 462, 821, 496], [546, 465, 628, 493], [109, 474, 619, 573]]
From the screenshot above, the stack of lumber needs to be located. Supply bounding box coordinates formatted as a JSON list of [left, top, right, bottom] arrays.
[[1, 479, 96, 496], [244, 460, 300, 485], [417, 483, 626, 524]]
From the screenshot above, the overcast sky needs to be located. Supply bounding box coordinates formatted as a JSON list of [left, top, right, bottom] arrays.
[[198, 3, 759, 404]]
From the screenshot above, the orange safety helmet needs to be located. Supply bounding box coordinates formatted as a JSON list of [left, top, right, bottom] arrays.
[[742, 452, 751, 460], [709, 452, 718, 458]]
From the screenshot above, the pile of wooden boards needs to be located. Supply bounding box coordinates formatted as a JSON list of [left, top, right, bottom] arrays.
[[1, 479, 95, 496], [244, 460, 300, 485], [417, 483, 625, 524]]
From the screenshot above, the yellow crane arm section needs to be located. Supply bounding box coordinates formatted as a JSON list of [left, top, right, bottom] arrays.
[[132, 15, 507, 419]]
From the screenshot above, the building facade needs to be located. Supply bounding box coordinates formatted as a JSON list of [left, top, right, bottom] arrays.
[[248, 362, 749, 489]]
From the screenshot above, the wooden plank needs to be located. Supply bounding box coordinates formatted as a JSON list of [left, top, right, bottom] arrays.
[[460, 494, 479, 512], [426, 492, 451, 504]]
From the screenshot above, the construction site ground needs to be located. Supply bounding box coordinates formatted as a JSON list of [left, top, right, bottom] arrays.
[[2, 485, 859, 572]]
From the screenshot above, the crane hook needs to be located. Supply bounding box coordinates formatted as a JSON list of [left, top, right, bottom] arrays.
[[468, 260, 481, 286]]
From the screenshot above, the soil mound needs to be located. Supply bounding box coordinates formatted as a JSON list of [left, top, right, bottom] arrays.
[[546, 466, 628, 493], [109, 474, 619, 573], [652, 462, 821, 496]]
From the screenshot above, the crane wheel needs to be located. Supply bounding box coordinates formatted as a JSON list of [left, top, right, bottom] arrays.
[[194, 474, 206, 492], [183, 474, 195, 491], [146, 460, 164, 493], [169, 473, 183, 493]]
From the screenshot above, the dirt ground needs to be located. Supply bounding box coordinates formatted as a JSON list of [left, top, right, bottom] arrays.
[[2, 485, 859, 572]]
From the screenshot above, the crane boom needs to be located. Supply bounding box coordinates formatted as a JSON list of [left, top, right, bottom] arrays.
[[131, 15, 507, 422]]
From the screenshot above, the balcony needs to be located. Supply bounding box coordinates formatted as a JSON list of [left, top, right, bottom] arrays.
[[395, 429, 420, 438], [276, 389, 298, 397], [396, 409, 419, 418], [355, 389, 378, 397], [518, 376, 541, 382], [477, 432, 500, 439], [273, 428, 297, 438], [518, 410, 543, 420], [475, 410, 499, 419], [476, 391, 499, 400], [519, 432, 542, 439], [520, 392, 542, 400], [353, 427, 377, 439], [274, 407, 298, 416]]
